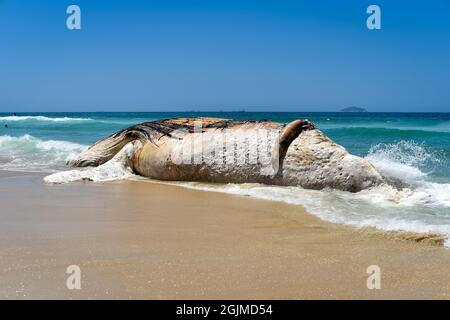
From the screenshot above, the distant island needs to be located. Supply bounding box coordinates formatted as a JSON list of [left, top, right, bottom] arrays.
[[340, 106, 367, 112]]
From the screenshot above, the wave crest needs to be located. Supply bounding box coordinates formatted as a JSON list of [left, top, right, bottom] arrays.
[[0, 116, 93, 122]]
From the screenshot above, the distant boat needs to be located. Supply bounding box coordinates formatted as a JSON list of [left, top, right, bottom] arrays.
[[340, 106, 367, 112]]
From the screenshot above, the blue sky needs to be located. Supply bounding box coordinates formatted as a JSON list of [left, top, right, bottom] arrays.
[[1, 0, 450, 112]]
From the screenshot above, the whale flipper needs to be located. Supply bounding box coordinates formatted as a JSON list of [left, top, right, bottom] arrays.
[[278, 120, 315, 169]]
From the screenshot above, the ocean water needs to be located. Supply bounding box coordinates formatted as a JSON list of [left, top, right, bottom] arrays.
[[1, 112, 450, 244]]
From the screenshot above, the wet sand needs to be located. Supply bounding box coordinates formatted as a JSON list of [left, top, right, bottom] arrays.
[[0, 171, 450, 299]]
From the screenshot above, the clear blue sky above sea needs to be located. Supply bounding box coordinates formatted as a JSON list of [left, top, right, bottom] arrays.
[[1, 0, 450, 112]]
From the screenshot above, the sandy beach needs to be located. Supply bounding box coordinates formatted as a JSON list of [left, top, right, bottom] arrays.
[[0, 170, 450, 299]]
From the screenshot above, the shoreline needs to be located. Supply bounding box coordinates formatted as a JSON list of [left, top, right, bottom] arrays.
[[1, 170, 450, 299], [135, 177, 449, 247]]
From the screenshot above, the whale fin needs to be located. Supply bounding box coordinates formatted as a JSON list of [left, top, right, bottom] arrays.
[[278, 120, 315, 166], [68, 125, 157, 167]]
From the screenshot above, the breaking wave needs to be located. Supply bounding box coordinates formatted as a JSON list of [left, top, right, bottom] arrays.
[[366, 140, 444, 183], [0, 135, 87, 172]]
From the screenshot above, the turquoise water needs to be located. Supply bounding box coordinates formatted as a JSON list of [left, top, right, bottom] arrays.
[[1, 112, 450, 243]]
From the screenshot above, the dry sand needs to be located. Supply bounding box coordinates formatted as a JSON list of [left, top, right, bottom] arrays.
[[0, 171, 449, 299]]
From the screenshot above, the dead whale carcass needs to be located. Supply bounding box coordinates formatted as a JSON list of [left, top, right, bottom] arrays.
[[63, 117, 385, 191]]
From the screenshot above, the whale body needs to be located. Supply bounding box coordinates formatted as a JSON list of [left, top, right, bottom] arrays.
[[58, 117, 388, 192]]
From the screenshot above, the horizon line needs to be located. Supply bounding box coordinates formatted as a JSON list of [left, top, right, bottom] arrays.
[[1, 110, 450, 114]]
